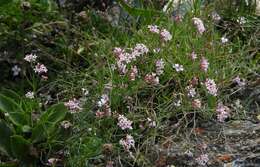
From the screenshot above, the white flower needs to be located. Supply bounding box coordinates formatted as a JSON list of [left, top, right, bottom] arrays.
[[97, 94, 109, 107], [237, 16, 246, 24], [11, 65, 21, 76], [25, 91, 34, 99], [24, 53, 37, 62], [61, 120, 72, 129], [173, 100, 181, 107], [187, 86, 196, 98], [82, 88, 89, 96], [211, 12, 221, 21], [172, 64, 184, 72], [221, 37, 228, 44]]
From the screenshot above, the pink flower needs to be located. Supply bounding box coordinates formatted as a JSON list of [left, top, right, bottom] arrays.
[[34, 63, 48, 74], [200, 57, 209, 72], [24, 53, 37, 62], [192, 17, 206, 35], [133, 43, 149, 55], [117, 115, 133, 130], [195, 154, 209, 166], [119, 134, 135, 151], [155, 59, 165, 75], [148, 25, 160, 34], [216, 103, 230, 122], [129, 66, 138, 81], [233, 76, 246, 87], [192, 99, 202, 109], [160, 29, 172, 41], [144, 73, 159, 85], [190, 51, 197, 60], [204, 78, 218, 96], [65, 98, 82, 113]]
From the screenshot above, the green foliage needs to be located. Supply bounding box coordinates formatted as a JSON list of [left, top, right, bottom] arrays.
[[0, 91, 68, 166]]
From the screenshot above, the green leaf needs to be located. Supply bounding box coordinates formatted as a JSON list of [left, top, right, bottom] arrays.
[[82, 137, 103, 158], [31, 103, 67, 143], [116, 0, 162, 17], [1, 89, 21, 101], [0, 120, 13, 156], [0, 95, 28, 126], [10, 135, 31, 160], [0, 0, 13, 7]]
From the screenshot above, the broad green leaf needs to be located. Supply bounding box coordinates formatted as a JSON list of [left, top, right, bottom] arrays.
[[10, 135, 31, 160], [116, 0, 162, 17], [31, 103, 67, 143], [0, 95, 28, 126], [0, 120, 13, 156]]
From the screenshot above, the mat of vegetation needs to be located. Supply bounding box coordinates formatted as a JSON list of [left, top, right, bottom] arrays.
[[0, 0, 259, 166]]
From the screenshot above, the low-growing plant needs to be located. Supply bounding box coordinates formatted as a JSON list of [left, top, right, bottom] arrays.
[[0, 89, 68, 166]]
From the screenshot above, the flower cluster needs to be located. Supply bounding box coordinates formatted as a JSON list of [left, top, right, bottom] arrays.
[[24, 53, 48, 78], [64, 98, 82, 113], [25, 91, 34, 99], [24, 53, 37, 62], [195, 154, 209, 166], [34, 63, 48, 74], [96, 94, 111, 118], [190, 51, 197, 60], [144, 73, 159, 85], [155, 59, 165, 75], [147, 25, 172, 41], [61, 120, 72, 129], [160, 29, 172, 41], [216, 102, 230, 122], [233, 76, 246, 87], [204, 78, 218, 96], [192, 17, 206, 35], [200, 57, 209, 72], [187, 85, 196, 98], [129, 66, 138, 81], [113, 43, 148, 75], [119, 134, 135, 152], [118, 114, 133, 130], [172, 64, 184, 72], [221, 37, 228, 44]]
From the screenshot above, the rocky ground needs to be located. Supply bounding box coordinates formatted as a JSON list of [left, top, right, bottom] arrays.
[[152, 119, 260, 167]]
